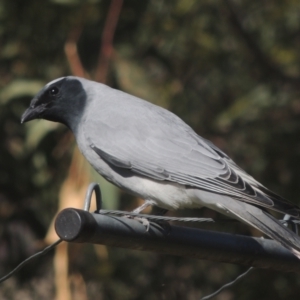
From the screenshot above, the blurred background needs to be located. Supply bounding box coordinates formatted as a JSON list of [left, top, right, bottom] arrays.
[[1, 0, 300, 299]]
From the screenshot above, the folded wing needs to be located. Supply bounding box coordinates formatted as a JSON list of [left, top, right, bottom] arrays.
[[84, 100, 300, 218]]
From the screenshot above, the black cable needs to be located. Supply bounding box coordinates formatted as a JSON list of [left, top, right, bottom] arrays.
[[0, 239, 62, 284], [200, 267, 254, 300]]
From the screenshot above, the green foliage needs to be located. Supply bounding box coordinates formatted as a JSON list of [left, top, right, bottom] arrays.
[[1, 0, 300, 298]]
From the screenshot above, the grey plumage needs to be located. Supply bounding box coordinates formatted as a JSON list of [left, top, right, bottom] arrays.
[[21, 76, 300, 258]]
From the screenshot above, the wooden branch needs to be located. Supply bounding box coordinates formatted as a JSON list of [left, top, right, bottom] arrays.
[[95, 0, 123, 83], [64, 28, 88, 78]]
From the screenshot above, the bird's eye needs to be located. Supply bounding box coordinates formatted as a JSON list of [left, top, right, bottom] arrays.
[[48, 86, 59, 96]]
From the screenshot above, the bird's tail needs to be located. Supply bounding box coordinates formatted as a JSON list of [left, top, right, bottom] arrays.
[[194, 190, 300, 258]]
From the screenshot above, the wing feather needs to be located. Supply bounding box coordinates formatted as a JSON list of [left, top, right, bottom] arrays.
[[84, 96, 300, 218]]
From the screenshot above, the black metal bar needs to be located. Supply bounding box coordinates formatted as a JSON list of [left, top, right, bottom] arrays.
[[55, 208, 300, 273]]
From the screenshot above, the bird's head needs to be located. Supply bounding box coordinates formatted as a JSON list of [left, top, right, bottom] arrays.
[[21, 76, 87, 130]]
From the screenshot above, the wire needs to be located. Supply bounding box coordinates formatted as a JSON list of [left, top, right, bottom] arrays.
[[200, 267, 254, 300], [99, 209, 300, 226], [100, 209, 216, 223], [0, 239, 62, 284]]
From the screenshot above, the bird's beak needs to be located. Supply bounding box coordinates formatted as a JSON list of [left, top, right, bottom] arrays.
[[21, 104, 40, 123]]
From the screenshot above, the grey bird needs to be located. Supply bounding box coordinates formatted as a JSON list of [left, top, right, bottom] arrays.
[[21, 76, 300, 258]]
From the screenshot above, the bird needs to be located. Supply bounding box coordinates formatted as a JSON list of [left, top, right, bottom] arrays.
[[21, 76, 300, 258]]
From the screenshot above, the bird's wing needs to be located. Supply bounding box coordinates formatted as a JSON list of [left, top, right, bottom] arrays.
[[84, 103, 299, 218]]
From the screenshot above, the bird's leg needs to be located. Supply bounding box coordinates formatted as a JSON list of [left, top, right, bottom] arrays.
[[130, 200, 169, 231], [132, 201, 152, 214], [129, 200, 153, 230]]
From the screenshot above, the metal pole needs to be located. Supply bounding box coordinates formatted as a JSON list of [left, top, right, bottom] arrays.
[[55, 208, 300, 273]]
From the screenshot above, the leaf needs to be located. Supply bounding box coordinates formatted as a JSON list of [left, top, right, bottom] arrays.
[[215, 85, 274, 129], [113, 49, 171, 108], [0, 80, 44, 105], [24, 121, 61, 150]]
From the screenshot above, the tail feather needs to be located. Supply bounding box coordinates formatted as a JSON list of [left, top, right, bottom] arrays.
[[194, 190, 300, 258], [227, 204, 300, 257]]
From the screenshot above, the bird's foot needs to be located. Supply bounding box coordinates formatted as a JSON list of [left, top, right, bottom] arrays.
[[133, 216, 151, 231], [123, 214, 151, 231], [125, 201, 151, 231], [129, 200, 169, 231]]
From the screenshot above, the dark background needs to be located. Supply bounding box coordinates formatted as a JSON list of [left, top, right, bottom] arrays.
[[0, 0, 300, 299]]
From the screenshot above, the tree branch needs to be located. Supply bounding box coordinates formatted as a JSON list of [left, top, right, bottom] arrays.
[[95, 0, 123, 83], [64, 28, 88, 78]]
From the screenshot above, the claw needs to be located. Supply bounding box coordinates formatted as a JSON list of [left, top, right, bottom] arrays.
[[134, 217, 150, 231], [123, 215, 151, 231]]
